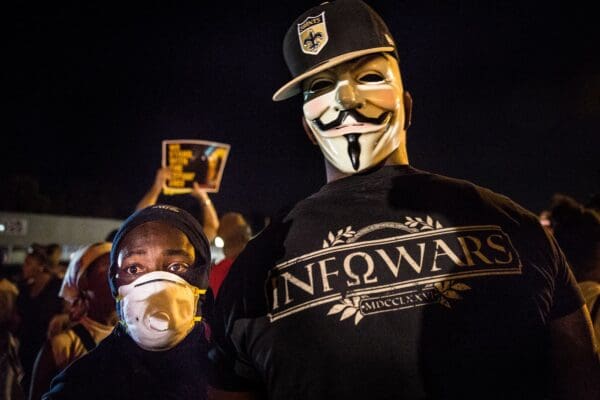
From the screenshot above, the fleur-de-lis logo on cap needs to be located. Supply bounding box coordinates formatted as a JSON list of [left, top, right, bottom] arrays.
[[303, 30, 323, 52], [297, 12, 329, 55]]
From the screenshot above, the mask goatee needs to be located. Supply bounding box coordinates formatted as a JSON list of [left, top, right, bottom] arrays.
[[345, 134, 361, 171]]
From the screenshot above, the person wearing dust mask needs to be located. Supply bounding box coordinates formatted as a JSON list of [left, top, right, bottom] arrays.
[[43, 205, 211, 400]]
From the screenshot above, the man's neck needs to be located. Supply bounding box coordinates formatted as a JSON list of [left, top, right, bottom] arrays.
[[324, 147, 409, 183]]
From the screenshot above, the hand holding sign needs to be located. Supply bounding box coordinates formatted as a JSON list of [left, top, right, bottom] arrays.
[[161, 139, 230, 194]]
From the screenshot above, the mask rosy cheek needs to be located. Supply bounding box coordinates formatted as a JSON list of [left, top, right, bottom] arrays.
[[303, 90, 336, 120]]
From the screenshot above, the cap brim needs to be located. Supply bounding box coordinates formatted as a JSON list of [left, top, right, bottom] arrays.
[[272, 46, 395, 102]]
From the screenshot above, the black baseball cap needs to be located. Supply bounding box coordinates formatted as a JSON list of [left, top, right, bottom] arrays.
[[272, 0, 397, 101]]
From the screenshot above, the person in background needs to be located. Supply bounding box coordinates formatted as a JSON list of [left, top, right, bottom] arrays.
[[41, 245, 64, 281], [1, 276, 25, 400], [209, 213, 252, 298], [136, 167, 220, 243], [207, 1, 600, 399], [104, 229, 118, 242], [28, 242, 115, 400], [40, 244, 70, 340], [549, 193, 600, 346], [44, 205, 211, 399], [15, 247, 64, 396]]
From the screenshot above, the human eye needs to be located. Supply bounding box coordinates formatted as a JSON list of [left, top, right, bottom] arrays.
[[357, 71, 385, 84], [123, 263, 144, 276], [166, 262, 190, 274]]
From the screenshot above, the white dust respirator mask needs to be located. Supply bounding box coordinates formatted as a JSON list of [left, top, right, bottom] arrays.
[[117, 270, 206, 351]]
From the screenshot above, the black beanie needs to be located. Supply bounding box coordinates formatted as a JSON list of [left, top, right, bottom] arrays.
[[109, 204, 211, 296]]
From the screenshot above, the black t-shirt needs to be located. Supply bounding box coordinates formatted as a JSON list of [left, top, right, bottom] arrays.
[[44, 323, 209, 400], [208, 165, 583, 400]]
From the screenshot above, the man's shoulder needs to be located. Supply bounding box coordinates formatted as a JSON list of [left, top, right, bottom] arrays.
[[277, 166, 539, 228], [412, 168, 498, 194], [49, 328, 78, 349], [418, 169, 538, 220]]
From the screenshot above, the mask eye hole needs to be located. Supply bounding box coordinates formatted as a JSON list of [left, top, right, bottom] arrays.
[[358, 72, 385, 84], [308, 78, 334, 93]]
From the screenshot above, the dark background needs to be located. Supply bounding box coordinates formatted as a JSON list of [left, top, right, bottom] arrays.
[[3, 2, 599, 229]]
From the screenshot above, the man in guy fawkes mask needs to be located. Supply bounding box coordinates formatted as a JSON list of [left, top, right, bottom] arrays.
[[44, 205, 211, 400], [208, 1, 600, 400], [275, 0, 412, 181]]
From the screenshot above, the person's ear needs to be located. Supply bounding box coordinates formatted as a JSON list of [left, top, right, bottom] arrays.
[[301, 116, 318, 145], [403, 91, 413, 130]]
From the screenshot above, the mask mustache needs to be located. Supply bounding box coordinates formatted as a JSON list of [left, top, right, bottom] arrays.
[[313, 109, 390, 131]]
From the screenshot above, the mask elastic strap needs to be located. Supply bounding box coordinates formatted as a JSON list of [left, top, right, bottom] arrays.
[[114, 295, 128, 328], [193, 287, 206, 324]]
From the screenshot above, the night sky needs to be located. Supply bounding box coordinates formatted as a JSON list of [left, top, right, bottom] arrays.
[[4, 2, 599, 228]]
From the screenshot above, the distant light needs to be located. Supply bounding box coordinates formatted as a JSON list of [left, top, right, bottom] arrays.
[[539, 210, 551, 228], [0, 223, 5, 233], [214, 236, 224, 248]]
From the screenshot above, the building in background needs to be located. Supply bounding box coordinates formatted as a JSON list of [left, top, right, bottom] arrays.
[[0, 212, 122, 278]]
